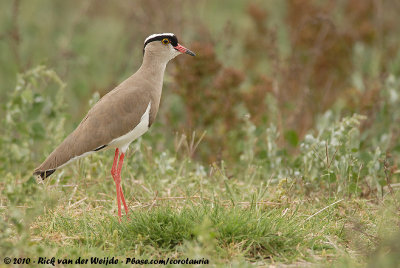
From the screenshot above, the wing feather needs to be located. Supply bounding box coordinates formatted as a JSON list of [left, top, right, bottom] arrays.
[[33, 84, 150, 177]]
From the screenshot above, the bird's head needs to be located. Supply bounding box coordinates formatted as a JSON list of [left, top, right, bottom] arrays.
[[143, 33, 195, 62]]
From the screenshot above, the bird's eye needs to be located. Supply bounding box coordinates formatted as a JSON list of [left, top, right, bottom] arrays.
[[161, 38, 170, 45]]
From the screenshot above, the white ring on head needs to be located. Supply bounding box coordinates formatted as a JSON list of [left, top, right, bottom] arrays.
[[144, 33, 175, 44]]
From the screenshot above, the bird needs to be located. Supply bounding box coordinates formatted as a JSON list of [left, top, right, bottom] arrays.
[[33, 33, 195, 222]]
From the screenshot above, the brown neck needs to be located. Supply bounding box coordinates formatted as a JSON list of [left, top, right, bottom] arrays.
[[134, 52, 169, 123], [136, 52, 168, 91]]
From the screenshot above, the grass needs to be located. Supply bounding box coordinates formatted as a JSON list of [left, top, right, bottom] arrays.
[[0, 72, 399, 265], [33, 203, 338, 261], [1, 0, 400, 267], [1, 135, 399, 266]]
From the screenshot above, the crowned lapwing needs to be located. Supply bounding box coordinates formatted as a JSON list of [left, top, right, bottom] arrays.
[[34, 33, 195, 222]]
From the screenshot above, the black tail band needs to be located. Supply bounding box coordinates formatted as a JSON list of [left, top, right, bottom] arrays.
[[34, 169, 56, 179]]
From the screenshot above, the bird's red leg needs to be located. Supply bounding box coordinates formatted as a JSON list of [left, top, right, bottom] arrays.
[[111, 148, 119, 175], [119, 186, 129, 217], [116, 153, 129, 217], [111, 148, 122, 222]]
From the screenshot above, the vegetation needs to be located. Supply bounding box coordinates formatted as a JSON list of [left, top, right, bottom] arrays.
[[1, 0, 399, 266]]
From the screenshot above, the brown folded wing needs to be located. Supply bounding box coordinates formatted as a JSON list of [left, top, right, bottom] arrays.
[[33, 83, 153, 179]]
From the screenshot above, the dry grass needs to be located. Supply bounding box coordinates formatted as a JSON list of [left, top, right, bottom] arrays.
[[1, 0, 400, 266]]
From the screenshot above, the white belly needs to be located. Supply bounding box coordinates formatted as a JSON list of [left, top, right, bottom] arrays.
[[108, 102, 151, 153]]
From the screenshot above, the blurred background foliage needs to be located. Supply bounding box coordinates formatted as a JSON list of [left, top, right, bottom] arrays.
[[1, 0, 400, 265], [1, 0, 400, 207], [1, 0, 400, 163]]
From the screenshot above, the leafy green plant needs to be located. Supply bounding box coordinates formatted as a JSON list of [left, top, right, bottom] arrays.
[[0, 66, 67, 175]]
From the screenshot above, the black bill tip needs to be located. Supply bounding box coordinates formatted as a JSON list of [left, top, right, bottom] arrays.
[[185, 49, 196, 56]]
